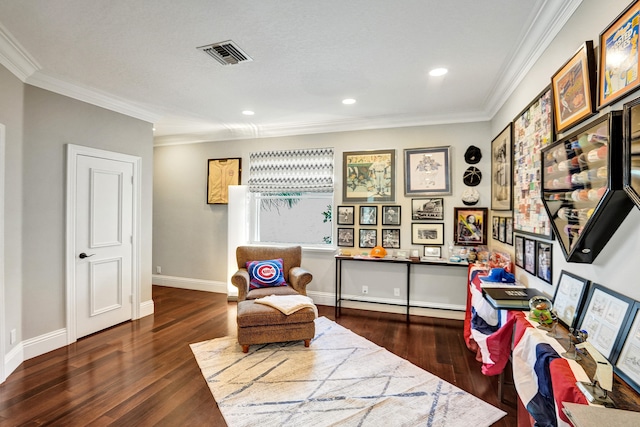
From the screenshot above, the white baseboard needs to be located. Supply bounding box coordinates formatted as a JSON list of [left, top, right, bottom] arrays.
[[4, 342, 24, 380], [152, 274, 227, 293], [24, 328, 67, 360], [139, 299, 154, 318]]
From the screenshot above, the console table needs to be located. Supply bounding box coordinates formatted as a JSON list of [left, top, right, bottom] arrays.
[[334, 255, 468, 322]]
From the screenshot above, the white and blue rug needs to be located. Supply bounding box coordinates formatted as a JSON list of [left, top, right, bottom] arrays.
[[190, 316, 505, 427]]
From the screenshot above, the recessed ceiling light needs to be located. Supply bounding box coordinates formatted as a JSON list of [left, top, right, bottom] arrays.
[[242, 110, 255, 116], [342, 98, 356, 105], [429, 68, 448, 77]]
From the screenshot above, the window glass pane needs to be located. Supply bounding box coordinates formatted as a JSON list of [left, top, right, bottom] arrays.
[[253, 194, 333, 245]]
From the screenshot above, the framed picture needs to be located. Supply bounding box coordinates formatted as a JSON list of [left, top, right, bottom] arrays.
[[577, 283, 635, 359], [498, 217, 506, 243], [515, 235, 525, 268], [411, 198, 444, 220], [512, 86, 554, 239], [343, 149, 395, 202], [207, 158, 241, 204], [411, 223, 444, 245], [536, 241, 552, 284], [551, 41, 596, 133], [381, 229, 401, 249], [612, 301, 640, 394], [404, 146, 452, 195], [453, 207, 487, 246], [552, 270, 590, 329], [492, 216, 500, 240], [359, 229, 377, 248], [491, 124, 512, 210], [524, 238, 537, 275], [337, 206, 355, 225], [382, 205, 401, 225], [423, 246, 441, 258], [359, 205, 378, 225], [505, 217, 514, 245], [337, 228, 355, 247], [599, 0, 640, 108]]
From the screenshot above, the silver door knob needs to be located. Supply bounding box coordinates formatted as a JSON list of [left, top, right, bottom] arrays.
[[79, 252, 95, 259]]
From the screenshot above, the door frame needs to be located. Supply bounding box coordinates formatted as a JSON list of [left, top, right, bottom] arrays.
[[0, 124, 6, 383], [65, 144, 141, 345]]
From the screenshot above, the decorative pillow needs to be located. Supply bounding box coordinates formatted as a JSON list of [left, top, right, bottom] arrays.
[[246, 258, 287, 290]]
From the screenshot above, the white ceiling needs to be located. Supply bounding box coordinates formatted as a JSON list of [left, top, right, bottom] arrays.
[[0, 0, 582, 145]]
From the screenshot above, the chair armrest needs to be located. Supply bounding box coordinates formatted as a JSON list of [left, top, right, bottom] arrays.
[[231, 269, 250, 301], [289, 266, 312, 295]]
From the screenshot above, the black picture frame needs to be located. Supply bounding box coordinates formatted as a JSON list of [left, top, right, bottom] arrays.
[[382, 205, 401, 226], [359, 229, 377, 248], [492, 216, 499, 240], [524, 238, 537, 275], [404, 146, 452, 195], [411, 223, 444, 245], [611, 301, 640, 394], [337, 228, 355, 247], [515, 235, 525, 268], [551, 270, 590, 329], [498, 217, 506, 243], [577, 283, 635, 359], [623, 96, 640, 210], [207, 158, 242, 204], [453, 207, 488, 246], [491, 124, 512, 210], [381, 229, 401, 249], [359, 205, 378, 226], [411, 198, 444, 220], [337, 206, 355, 225], [505, 217, 514, 245], [536, 241, 552, 284]]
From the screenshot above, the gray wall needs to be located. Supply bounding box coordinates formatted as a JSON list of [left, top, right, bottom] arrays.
[[0, 66, 154, 351], [491, 0, 640, 301], [153, 122, 491, 303]]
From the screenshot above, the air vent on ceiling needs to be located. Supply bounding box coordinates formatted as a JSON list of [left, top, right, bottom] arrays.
[[197, 40, 253, 66]]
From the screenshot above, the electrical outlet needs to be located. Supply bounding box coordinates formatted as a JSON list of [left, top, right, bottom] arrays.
[[156, 266, 162, 274], [362, 285, 368, 294], [394, 288, 400, 297], [10, 329, 16, 345]]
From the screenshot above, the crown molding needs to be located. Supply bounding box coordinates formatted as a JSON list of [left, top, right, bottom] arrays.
[[0, 23, 39, 81], [484, 0, 583, 117]]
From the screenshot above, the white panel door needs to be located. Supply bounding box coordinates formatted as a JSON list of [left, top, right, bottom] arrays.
[[75, 154, 133, 338]]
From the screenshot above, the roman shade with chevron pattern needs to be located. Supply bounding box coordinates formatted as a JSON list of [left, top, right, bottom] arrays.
[[248, 148, 334, 193]]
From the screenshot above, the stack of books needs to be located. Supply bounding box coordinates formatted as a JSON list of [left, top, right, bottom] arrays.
[[482, 287, 544, 310]]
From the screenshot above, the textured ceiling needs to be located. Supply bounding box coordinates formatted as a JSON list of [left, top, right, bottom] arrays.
[[0, 0, 582, 144]]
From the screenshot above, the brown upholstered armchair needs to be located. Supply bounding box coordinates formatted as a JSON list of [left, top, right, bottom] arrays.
[[231, 245, 313, 301]]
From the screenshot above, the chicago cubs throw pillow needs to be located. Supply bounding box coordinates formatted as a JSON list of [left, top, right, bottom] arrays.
[[246, 258, 287, 290]]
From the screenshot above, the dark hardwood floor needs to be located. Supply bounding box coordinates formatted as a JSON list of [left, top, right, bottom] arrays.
[[0, 286, 516, 426]]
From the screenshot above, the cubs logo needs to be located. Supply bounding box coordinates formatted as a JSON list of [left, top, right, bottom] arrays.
[[256, 264, 277, 282]]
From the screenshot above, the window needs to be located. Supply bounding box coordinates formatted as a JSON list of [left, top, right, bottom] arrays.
[[248, 148, 334, 247], [251, 193, 333, 246]]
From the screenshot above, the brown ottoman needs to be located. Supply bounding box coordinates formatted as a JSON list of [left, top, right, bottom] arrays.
[[236, 299, 316, 353]]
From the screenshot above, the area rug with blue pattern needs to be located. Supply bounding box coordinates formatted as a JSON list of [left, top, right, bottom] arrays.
[[190, 316, 505, 426]]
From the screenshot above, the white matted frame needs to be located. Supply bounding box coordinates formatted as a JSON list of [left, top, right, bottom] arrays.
[[552, 270, 590, 329], [612, 301, 640, 394], [411, 223, 444, 245], [404, 146, 451, 195]]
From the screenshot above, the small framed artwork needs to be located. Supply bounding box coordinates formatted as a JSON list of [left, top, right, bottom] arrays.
[[599, 1, 640, 108], [552, 270, 590, 329], [536, 241, 552, 284], [343, 149, 395, 202], [577, 283, 635, 359], [404, 146, 452, 195], [423, 246, 441, 258], [524, 238, 537, 275], [612, 301, 640, 394], [491, 124, 512, 210], [411, 198, 444, 220], [505, 217, 514, 245], [515, 235, 525, 268], [453, 207, 488, 246], [382, 205, 401, 226], [337, 206, 355, 225], [207, 158, 242, 204], [337, 228, 355, 247], [359, 229, 377, 248], [359, 205, 378, 225], [492, 216, 500, 240], [551, 41, 596, 132], [498, 217, 506, 243], [411, 223, 444, 245], [381, 229, 400, 249]]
